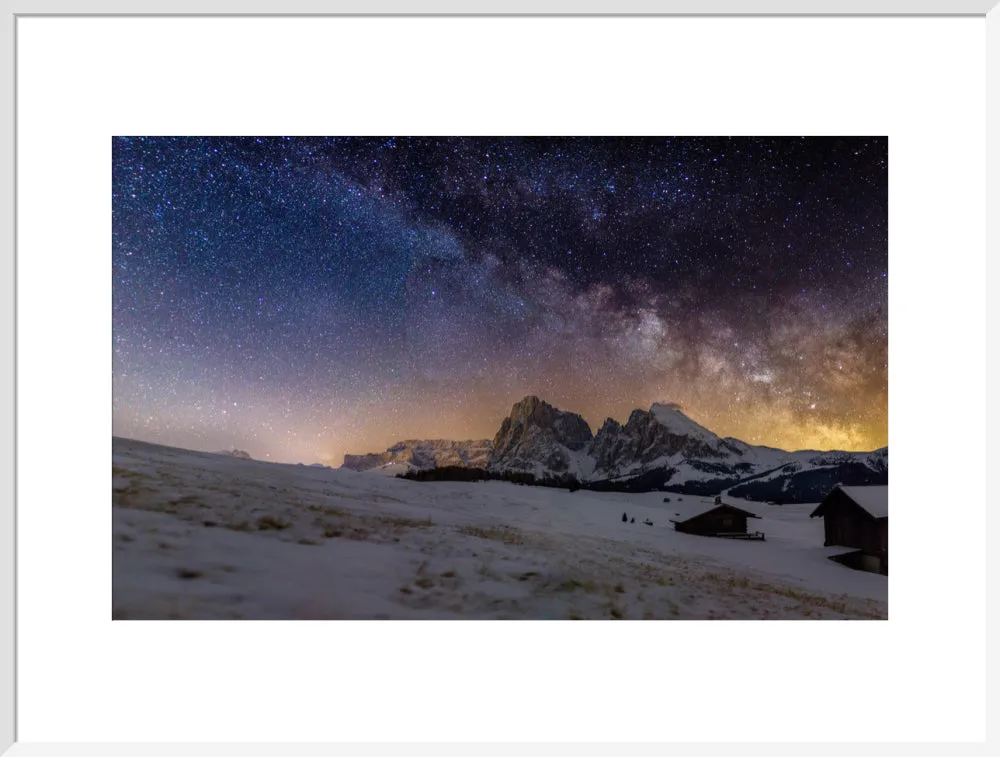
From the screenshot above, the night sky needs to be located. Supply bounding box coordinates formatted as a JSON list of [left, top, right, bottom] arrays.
[[113, 137, 887, 465]]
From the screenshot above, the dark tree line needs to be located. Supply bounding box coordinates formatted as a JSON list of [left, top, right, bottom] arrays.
[[396, 459, 889, 504], [398, 466, 581, 492]]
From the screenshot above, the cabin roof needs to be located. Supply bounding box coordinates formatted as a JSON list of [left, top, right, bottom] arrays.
[[811, 484, 888, 519], [671, 501, 761, 524]]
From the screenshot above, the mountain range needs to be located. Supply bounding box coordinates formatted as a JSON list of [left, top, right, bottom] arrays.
[[215, 448, 253, 460], [340, 396, 887, 503], [342, 438, 492, 475]]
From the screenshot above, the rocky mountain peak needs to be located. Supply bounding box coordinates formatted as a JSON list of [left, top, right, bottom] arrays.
[[597, 417, 623, 434], [494, 396, 593, 450], [339, 394, 888, 503], [589, 402, 741, 478], [489, 395, 594, 475]]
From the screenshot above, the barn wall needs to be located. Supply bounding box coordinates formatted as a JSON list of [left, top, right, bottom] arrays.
[[879, 519, 888, 574], [818, 489, 888, 574], [824, 511, 866, 549], [822, 497, 882, 553], [860, 519, 880, 553], [694, 511, 745, 534]]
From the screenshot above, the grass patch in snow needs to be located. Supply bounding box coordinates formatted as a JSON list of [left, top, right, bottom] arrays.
[[378, 514, 433, 529], [457, 524, 527, 546], [309, 505, 434, 543], [256, 515, 291, 531], [700, 571, 884, 619], [554, 578, 599, 594]]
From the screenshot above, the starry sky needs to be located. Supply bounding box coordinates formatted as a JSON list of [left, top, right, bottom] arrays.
[[113, 136, 887, 465]]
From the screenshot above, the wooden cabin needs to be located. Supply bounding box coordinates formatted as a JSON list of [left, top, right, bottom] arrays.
[[810, 485, 888, 575], [670, 502, 764, 540]]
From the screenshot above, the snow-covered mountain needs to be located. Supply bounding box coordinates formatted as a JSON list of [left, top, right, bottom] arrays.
[[341, 396, 887, 503], [584, 401, 885, 501], [725, 446, 888, 503], [488, 396, 596, 479], [342, 438, 492, 474], [590, 402, 750, 480]]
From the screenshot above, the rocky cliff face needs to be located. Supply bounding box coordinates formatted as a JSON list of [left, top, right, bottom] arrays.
[[488, 396, 594, 477], [342, 438, 492, 472], [590, 417, 627, 474]]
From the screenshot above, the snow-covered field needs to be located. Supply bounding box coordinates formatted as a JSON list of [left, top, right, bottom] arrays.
[[112, 437, 887, 620]]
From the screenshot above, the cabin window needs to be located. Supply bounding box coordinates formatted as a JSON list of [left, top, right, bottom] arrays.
[[722, 517, 733, 527]]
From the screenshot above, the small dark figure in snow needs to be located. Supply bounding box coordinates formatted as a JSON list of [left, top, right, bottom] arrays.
[[663, 497, 671, 503], [643, 519, 653, 526], [622, 512, 628, 522], [630, 517, 635, 523]]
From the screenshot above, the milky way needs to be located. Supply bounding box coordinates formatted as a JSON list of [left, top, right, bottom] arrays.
[[112, 137, 887, 464]]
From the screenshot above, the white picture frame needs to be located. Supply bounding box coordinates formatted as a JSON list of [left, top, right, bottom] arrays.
[[3, 1, 996, 754]]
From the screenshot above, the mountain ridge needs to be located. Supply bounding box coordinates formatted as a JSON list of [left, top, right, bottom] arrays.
[[341, 396, 887, 503], [342, 438, 492, 474]]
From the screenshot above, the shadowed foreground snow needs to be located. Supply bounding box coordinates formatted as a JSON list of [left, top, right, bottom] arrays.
[[112, 437, 887, 620]]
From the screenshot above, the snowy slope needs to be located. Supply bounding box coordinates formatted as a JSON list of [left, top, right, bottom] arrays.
[[650, 402, 730, 447], [113, 436, 887, 620]]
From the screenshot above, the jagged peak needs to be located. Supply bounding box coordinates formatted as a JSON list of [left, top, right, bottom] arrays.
[[492, 395, 594, 459], [598, 416, 623, 432], [508, 395, 548, 415], [503, 396, 591, 429], [627, 408, 649, 423]]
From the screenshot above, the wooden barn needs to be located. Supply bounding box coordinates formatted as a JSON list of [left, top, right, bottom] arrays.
[[809, 485, 888, 575], [670, 499, 764, 540]]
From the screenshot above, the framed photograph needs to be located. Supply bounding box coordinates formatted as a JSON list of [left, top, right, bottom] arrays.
[[4, 1, 995, 753]]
